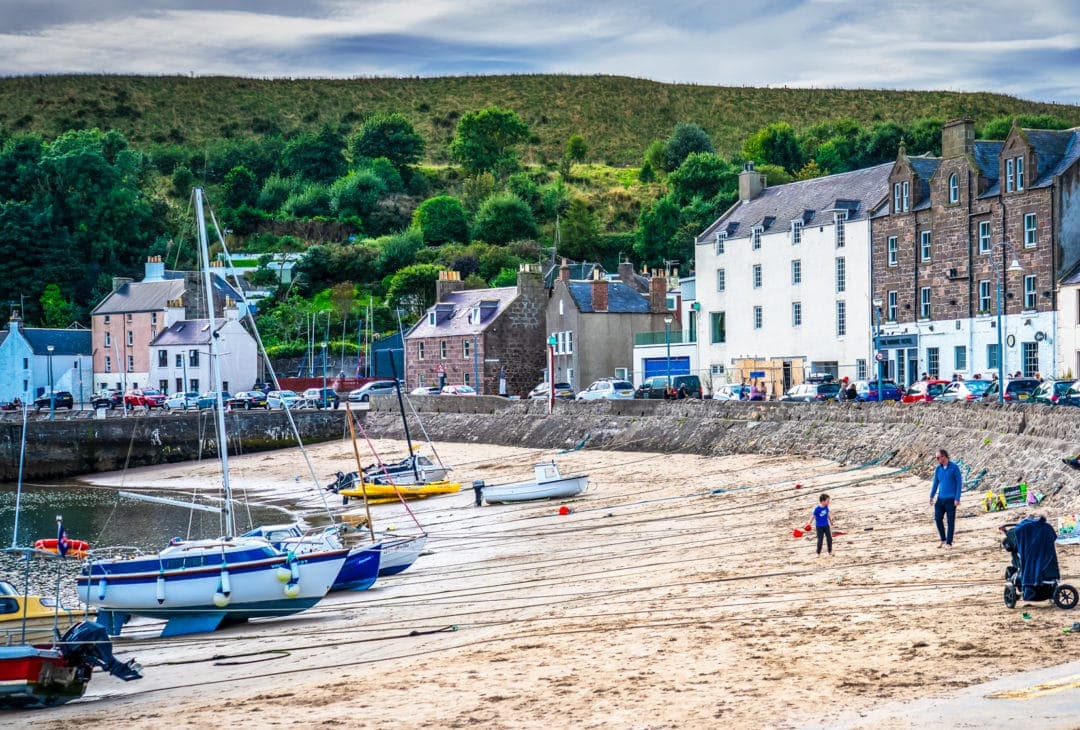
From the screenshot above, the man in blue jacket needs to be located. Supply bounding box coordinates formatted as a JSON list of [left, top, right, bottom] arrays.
[[929, 448, 963, 547]]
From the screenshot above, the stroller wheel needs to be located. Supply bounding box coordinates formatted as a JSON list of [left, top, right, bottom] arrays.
[[1004, 585, 1018, 609], [1053, 584, 1078, 610]]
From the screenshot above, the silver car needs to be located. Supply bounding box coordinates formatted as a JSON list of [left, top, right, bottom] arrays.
[[266, 389, 301, 409], [576, 379, 635, 401], [348, 381, 398, 402]]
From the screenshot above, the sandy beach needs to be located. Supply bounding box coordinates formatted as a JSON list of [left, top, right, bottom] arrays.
[[14, 437, 1079, 729]]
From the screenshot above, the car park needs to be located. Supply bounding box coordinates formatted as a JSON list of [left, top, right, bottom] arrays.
[[982, 378, 1040, 403], [124, 388, 167, 409], [348, 380, 398, 402], [164, 391, 200, 410], [712, 384, 752, 401], [228, 391, 269, 410], [780, 382, 841, 402], [936, 380, 994, 403], [1031, 379, 1076, 405], [576, 379, 635, 401], [34, 391, 74, 411], [266, 390, 301, 409], [853, 380, 903, 402], [635, 374, 703, 399], [528, 382, 575, 401], [91, 390, 124, 410], [900, 379, 950, 403], [302, 387, 340, 409], [441, 384, 477, 396]]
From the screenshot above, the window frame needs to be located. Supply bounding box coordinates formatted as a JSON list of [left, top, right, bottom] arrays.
[[792, 301, 802, 327], [714, 232, 726, 255], [978, 280, 991, 313], [835, 300, 846, 337], [752, 264, 762, 289], [919, 286, 931, 319], [887, 236, 898, 266], [920, 230, 931, 262], [791, 259, 802, 285], [1024, 212, 1037, 248], [948, 173, 959, 203], [834, 210, 847, 247], [790, 220, 802, 246], [835, 257, 846, 293], [1023, 274, 1037, 311], [716, 268, 726, 292], [887, 291, 898, 321], [753, 305, 763, 330], [751, 226, 762, 251], [901, 181, 909, 211], [1006, 158, 1015, 192], [978, 220, 991, 254], [710, 311, 726, 344], [1015, 156, 1025, 191]]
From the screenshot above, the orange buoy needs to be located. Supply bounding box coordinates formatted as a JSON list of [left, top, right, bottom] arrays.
[[34, 537, 90, 558], [558, 505, 570, 516]]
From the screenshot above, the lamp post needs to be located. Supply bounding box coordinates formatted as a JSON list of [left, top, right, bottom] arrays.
[[989, 242, 1023, 404], [664, 315, 673, 394], [321, 341, 328, 401], [871, 297, 883, 402], [547, 334, 557, 414], [46, 344, 55, 421]]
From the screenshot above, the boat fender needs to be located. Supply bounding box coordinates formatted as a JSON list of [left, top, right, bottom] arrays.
[[275, 565, 292, 582], [213, 589, 230, 608], [283, 582, 300, 598], [97, 577, 107, 601], [220, 564, 231, 596], [288, 551, 300, 582], [155, 571, 166, 604]]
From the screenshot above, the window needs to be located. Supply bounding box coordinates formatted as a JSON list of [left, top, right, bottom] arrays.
[[150, 326, 157, 339], [792, 301, 802, 327], [159, 379, 168, 393], [189, 350, 199, 367], [1006, 158, 1015, 192], [21, 357, 27, 369], [463, 373, 470, 386], [710, 312, 726, 344], [1024, 213, 1037, 247], [834, 211, 847, 247], [716, 268, 726, 292], [126, 313, 132, 323], [104, 315, 110, 324], [948, 173, 959, 203], [158, 350, 167, 367], [954, 345, 967, 371], [105, 356, 112, 373], [920, 287, 931, 319], [987, 343, 1000, 370], [127, 330, 134, 346], [1022, 341, 1038, 377], [790, 220, 802, 245], [427, 312, 436, 325], [463, 339, 471, 359], [856, 359, 867, 380], [176, 377, 183, 393], [978, 221, 991, 254], [751, 226, 762, 250], [752, 264, 762, 289], [566, 330, 573, 354], [835, 257, 846, 293], [688, 310, 697, 343], [127, 355, 134, 372], [175, 353, 182, 367], [417, 342, 425, 360], [926, 347, 939, 378], [920, 231, 931, 262], [1016, 156, 1025, 190], [714, 232, 726, 255], [558, 299, 564, 316], [836, 300, 846, 337], [189, 378, 199, 393], [104, 332, 111, 347], [901, 181, 909, 211], [791, 259, 802, 285], [439, 340, 447, 359], [979, 280, 991, 312], [893, 183, 902, 214], [1024, 275, 1037, 310], [887, 236, 898, 266], [887, 291, 898, 321], [753, 306, 763, 330], [151, 312, 158, 325]]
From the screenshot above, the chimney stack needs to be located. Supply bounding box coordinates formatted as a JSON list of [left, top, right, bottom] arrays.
[[144, 255, 165, 282], [435, 270, 465, 302], [941, 118, 975, 159], [8, 309, 20, 332], [590, 269, 608, 312], [649, 271, 667, 313], [559, 259, 571, 283], [738, 161, 766, 202]]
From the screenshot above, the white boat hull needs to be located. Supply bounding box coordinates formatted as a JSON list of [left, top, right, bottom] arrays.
[[483, 475, 588, 504], [378, 534, 428, 576]]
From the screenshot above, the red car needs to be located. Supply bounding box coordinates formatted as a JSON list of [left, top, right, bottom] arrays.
[[125, 388, 168, 409], [901, 379, 950, 403]]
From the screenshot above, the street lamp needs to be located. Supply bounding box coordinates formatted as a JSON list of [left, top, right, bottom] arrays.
[[989, 242, 1023, 403], [321, 341, 328, 400], [46, 344, 55, 421], [664, 315, 673, 395], [547, 334, 557, 414], [871, 297, 883, 402]]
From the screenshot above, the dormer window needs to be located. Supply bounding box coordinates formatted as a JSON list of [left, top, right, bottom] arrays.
[[893, 183, 902, 214], [751, 226, 762, 251], [428, 312, 436, 326], [790, 220, 802, 246], [948, 173, 959, 203], [714, 232, 726, 255], [834, 211, 847, 248], [470, 306, 480, 323], [1006, 158, 1015, 192], [901, 181, 909, 211], [1015, 156, 1024, 190]]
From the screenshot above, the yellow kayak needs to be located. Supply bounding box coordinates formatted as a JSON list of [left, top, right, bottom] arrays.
[[340, 480, 461, 501]]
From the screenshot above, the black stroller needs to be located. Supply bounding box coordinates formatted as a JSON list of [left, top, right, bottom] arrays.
[[1001, 517, 1077, 609]]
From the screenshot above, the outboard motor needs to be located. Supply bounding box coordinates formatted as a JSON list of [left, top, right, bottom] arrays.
[[60, 621, 143, 681]]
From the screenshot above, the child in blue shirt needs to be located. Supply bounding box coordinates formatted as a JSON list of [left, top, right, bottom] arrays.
[[813, 493, 833, 555]]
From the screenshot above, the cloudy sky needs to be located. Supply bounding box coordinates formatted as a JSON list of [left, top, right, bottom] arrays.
[[1, 0, 1077, 103]]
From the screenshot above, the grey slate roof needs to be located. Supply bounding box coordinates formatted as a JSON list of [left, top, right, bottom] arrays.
[[92, 271, 243, 315], [697, 163, 891, 242], [567, 281, 650, 314], [407, 287, 518, 339], [21, 328, 91, 356], [543, 261, 604, 289], [973, 141, 1003, 180], [150, 319, 228, 347], [1027, 128, 1080, 184]]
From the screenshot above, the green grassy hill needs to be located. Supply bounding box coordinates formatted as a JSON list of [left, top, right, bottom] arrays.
[[2, 75, 1077, 164]]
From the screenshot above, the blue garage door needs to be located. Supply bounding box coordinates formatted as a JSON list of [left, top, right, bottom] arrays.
[[643, 357, 690, 379]]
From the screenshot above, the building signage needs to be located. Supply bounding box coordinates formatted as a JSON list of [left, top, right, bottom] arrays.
[[749, 370, 766, 378], [878, 334, 918, 349]]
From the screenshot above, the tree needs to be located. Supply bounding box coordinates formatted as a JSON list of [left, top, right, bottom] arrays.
[[472, 193, 538, 244], [412, 195, 469, 245], [662, 123, 714, 172], [282, 183, 333, 219], [450, 107, 530, 176], [794, 160, 824, 180], [634, 195, 681, 266], [223, 165, 259, 209], [386, 263, 442, 316], [281, 126, 346, 183], [39, 284, 76, 327], [565, 134, 587, 163], [742, 122, 804, 174], [642, 139, 665, 175], [490, 267, 518, 287], [171, 165, 194, 198], [981, 114, 1072, 140], [349, 113, 425, 169], [667, 153, 738, 206], [905, 118, 944, 157], [559, 198, 601, 261], [330, 170, 388, 221], [374, 229, 424, 279]]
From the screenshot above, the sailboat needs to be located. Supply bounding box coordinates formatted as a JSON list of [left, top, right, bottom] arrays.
[[76, 188, 348, 638]]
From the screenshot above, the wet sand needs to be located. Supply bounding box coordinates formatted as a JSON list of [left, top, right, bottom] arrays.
[[16, 438, 1079, 729]]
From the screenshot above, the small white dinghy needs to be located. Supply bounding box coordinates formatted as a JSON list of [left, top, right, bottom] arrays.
[[482, 462, 588, 504]]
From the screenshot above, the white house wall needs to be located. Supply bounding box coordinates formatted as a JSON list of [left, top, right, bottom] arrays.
[[147, 320, 258, 395]]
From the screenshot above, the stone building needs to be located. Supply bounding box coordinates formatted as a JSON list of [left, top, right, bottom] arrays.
[[870, 119, 1080, 384], [405, 266, 546, 396]]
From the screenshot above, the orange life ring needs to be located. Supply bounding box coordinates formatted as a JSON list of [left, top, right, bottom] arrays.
[[33, 538, 90, 558]]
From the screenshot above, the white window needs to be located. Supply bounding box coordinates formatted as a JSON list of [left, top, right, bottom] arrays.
[[978, 280, 991, 312], [792, 302, 802, 327], [751, 226, 762, 250], [753, 306, 763, 330], [901, 181, 909, 211], [920, 231, 931, 262], [887, 291, 898, 321], [1016, 156, 1025, 190], [835, 257, 846, 293], [418, 342, 425, 360], [893, 183, 902, 214], [104, 332, 111, 347], [856, 359, 867, 380], [558, 299, 564, 316], [791, 259, 802, 285], [948, 173, 959, 203], [1024, 275, 1037, 311], [127, 330, 134, 346], [920, 286, 931, 319], [836, 300, 846, 337], [716, 268, 726, 292], [439, 341, 447, 359], [954, 345, 967, 371], [790, 220, 802, 245], [752, 264, 762, 289], [151, 312, 158, 325], [834, 211, 847, 247], [1024, 213, 1037, 247], [463, 339, 471, 359], [1006, 158, 1015, 192], [714, 232, 726, 255], [566, 330, 573, 354], [887, 236, 898, 266], [104, 356, 112, 373], [978, 221, 991, 254]]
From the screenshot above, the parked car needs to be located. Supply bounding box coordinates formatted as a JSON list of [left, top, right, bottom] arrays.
[[348, 380, 398, 402], [124, 388, 167, 409], [196, 391, 232, 410], [266, 390, 301, 409], [528, 382, 575, 401], [936, 380, 994, 403], [712, 384, 752, 401], [409, 386, 442, 396], [852, 380, 903, 402], [780, 383, 841, 402], [91, 390, 124, 410], [900, 379, 950, 403], [228, 391, 269, 410], [635, 374, 703, 399], [34, 391, 74, 411], [576, 379, 636, 401], [302, 387, 340, 409], [441, 384, 477, 396], [1031, 379, 1076, 405], [164, 391, 200, 410], [982, 378, 1040, 403]]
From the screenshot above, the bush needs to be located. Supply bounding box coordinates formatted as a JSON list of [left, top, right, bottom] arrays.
[[472, 193, 538, 244], [412, 195, 469, 245]]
